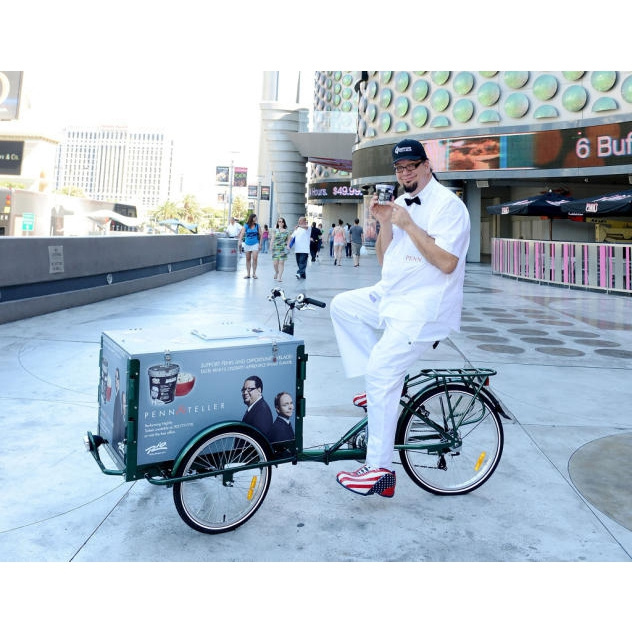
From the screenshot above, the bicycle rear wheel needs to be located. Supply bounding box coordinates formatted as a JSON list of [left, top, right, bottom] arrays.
[[396, 384, 503, 495], [173, 427, 271, 534]]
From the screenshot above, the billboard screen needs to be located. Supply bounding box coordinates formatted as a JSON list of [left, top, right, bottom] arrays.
[[353, 120, 632, 179], [0, 140, 24, 176], [233, 167, 247, 187], [308, 180, 363, 204], [216, 166, 229, 184], [0, 71, 23, 120]]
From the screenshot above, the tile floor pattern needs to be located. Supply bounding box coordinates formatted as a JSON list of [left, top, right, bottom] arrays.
[[1, 251, 631, 564], [461, 278, 632, 359]]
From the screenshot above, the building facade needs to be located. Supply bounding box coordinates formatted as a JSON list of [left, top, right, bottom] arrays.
[[55, 126, 174, 210], [292, 71, 632, 263]]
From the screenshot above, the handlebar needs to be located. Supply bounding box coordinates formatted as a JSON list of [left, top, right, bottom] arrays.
[[268, 288, 326, 309], [268, 287, 326, 336], [297, 293, 326, 309]]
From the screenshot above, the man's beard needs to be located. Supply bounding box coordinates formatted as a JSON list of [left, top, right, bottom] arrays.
[[403, 181, 418, 194]]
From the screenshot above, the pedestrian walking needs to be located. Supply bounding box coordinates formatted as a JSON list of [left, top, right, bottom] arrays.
[[261, 225, 269, 253], [345, 223, 352, 257], [289, 216, 310, 279], [333, 219, 346, 266], [328, 223, 335, 257], [272, 217, 290, 282], [350, 218, 364, 267], [309, 222, 322, 262], [238, 213, 262, 279]]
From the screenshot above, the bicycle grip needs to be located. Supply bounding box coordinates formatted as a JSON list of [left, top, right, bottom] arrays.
[[303, 297, 326, 308]]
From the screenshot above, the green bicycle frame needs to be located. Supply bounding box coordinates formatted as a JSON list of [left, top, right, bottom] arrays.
[[90, 366, 502, 487]]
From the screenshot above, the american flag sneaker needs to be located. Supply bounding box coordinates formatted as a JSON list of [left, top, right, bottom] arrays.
[[336, 465, 396, 498], [352, 392, 367, 409]]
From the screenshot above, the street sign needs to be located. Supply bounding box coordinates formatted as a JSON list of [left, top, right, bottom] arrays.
[[22, 212, 34, 231]]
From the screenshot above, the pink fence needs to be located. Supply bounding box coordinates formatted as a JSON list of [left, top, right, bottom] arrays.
[[491, 238, 632, 293]]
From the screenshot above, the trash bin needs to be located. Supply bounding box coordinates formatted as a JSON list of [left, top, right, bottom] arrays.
[[217, 237, 238, 271]]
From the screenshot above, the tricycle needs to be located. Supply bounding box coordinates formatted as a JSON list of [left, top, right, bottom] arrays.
[[85, 288, 508, 534]]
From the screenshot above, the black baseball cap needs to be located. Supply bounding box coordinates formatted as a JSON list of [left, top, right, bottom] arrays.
[[392, 139, 428, 164]]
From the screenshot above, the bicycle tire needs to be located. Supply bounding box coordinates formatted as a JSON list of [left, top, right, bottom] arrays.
[[172, 427, 271, 534], [396, 383, 503, 495]]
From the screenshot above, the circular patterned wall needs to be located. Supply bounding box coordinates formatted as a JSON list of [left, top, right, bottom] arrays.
[[311, 71, 362, 179], [339, 70, 632, 141], [310, 70, 632, 180]]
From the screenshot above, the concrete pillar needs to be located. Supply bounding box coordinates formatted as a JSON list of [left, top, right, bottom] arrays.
[[259, 103, 309, 230], [465, 181, 482, 263]]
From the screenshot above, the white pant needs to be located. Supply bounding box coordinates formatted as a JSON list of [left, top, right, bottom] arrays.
[[330, 287, 432, 469]]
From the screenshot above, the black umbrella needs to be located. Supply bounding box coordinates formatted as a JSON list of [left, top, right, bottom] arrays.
[[486, 192, 574, 217], [559, 189, 632, 217]]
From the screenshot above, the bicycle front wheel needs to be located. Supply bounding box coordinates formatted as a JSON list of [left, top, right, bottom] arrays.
[[396, 384, 503, 495], [173, 428, 272, 534]]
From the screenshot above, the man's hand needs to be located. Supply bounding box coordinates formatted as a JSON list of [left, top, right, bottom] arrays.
[[370, 194, 393, 224], [371, 195, 458, 274], [390, 202, 414, 230]]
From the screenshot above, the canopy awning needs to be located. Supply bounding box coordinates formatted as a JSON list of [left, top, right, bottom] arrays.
[[158, 219, 198, 233], [287, 132, 354, 172], [486, 192, 574, 217], [87, 209, 143, 227], [558, 190, 632, 217]]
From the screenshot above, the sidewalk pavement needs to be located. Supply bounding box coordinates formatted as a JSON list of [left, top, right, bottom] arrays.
[[1, 248, 631, 567]]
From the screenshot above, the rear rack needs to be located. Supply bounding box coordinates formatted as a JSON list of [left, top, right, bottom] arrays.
[[404, 367, 497, 391]]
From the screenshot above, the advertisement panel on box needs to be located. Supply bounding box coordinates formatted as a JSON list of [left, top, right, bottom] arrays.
[[98, 336, 129, 464], [99, 328, 302, 468]]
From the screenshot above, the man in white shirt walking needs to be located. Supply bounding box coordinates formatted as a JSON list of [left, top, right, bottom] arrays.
[[225, 216, 241, 237], [289, 216, 311, 279]]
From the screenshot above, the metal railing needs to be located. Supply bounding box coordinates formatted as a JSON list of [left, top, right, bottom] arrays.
[[491, 238, 632, 294]]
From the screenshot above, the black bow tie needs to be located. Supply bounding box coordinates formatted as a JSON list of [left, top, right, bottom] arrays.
[[405, 196, 421, 206]]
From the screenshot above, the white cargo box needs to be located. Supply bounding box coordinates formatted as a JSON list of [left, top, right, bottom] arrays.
[[97, 324, 305, 478]]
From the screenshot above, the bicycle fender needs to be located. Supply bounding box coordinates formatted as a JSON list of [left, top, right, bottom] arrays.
[[402, 384, 510, 421], [480, 387, 512, 420]]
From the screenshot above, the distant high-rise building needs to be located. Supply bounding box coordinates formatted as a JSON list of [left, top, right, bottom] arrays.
[[54, 126, 174, 209]]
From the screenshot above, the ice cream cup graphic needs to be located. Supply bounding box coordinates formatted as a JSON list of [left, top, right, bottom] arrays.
[[148, 362, 180, 404], [176, 371, 196, 396], [376, 183, 394, 205]]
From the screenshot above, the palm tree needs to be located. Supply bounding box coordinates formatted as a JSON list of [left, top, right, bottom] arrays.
[[151, 200, 180, 222], [181, 194, 201, 224]]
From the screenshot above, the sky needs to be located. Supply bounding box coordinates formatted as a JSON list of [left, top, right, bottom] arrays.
[[22, 68, 313, 203], [7, 2, 321, 204], [5, 0, 614, 209]]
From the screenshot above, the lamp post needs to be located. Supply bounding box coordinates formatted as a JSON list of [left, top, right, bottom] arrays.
[[256, 175, 263, 219], [228, 159, 234, 222], [227, 151, 241, 222]]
